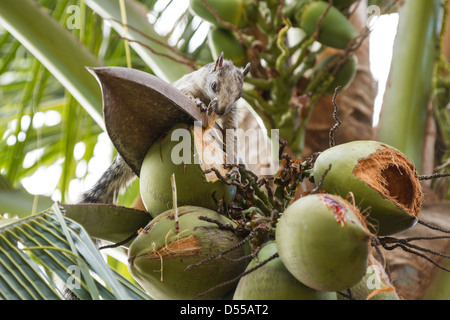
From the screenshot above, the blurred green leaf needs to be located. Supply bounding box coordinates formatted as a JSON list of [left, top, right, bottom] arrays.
[[0, 0, 104, 127], [0, 174, 53, 217], [85, 0, 196, 82]]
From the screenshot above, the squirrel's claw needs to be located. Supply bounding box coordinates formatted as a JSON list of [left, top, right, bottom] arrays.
[[194, 98, 207, 113]]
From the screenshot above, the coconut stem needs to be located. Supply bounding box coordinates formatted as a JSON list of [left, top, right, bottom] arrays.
[[418, 172, 450, 180], [329, 86, 342, 148], [98, 231, 139, 250], [418, 219, 450, 234], [375, 236, 450, 272], [310, 164, 332, 194]]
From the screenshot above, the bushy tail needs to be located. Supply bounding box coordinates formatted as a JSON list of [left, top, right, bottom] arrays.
[[80, 154, 136, 204]]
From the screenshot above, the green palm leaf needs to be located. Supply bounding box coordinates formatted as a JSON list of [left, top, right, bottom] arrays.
[[0, 203, 149, 300]]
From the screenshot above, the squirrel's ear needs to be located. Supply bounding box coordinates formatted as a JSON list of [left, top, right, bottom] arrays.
[[214, 52, 224, 71], [242, 63, 250, 77]]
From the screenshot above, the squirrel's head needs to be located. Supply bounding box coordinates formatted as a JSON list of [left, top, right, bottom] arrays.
[[205, 52, 250, 116]]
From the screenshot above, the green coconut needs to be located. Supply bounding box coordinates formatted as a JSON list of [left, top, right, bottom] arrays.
[[189, 0, 256, 29], [313, 140, 422, 236], [276, 194, 370, 292], [299, 1, 358, 49], [233, 241, 337, 300], [140, 123, 234, 218], [128, 206, 249, 300], [312, 53, 358, 95]]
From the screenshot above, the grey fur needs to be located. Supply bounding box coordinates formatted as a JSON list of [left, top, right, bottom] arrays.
[[80, 153, 135, 204], [80, 56, 249, 204]]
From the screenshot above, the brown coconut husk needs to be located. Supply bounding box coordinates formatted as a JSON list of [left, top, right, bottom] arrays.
[[353, 146, 423, 219]]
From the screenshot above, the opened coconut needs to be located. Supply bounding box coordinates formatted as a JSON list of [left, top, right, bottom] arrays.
[[313, 140, 422, 235]]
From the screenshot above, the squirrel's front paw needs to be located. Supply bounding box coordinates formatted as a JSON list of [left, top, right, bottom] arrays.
[[194, 98, 207, 113]]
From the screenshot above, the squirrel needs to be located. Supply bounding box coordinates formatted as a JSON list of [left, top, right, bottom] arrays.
[[80, 53, 250, 205]]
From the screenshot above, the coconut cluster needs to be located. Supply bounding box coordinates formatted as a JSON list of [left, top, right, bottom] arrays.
[[124, 116, 418, 300]]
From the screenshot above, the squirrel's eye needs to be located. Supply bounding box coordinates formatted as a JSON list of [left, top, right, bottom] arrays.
[[211, 81, 217, 92]]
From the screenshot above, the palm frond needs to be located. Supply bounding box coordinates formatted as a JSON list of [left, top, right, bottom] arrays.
[[0, 203, 150, 300]]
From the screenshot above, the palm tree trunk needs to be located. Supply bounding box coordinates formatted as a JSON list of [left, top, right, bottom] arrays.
[[376, 0, 441, 173]]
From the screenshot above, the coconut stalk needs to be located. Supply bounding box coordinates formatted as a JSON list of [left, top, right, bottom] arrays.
[[377, 0, 442, 173]]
